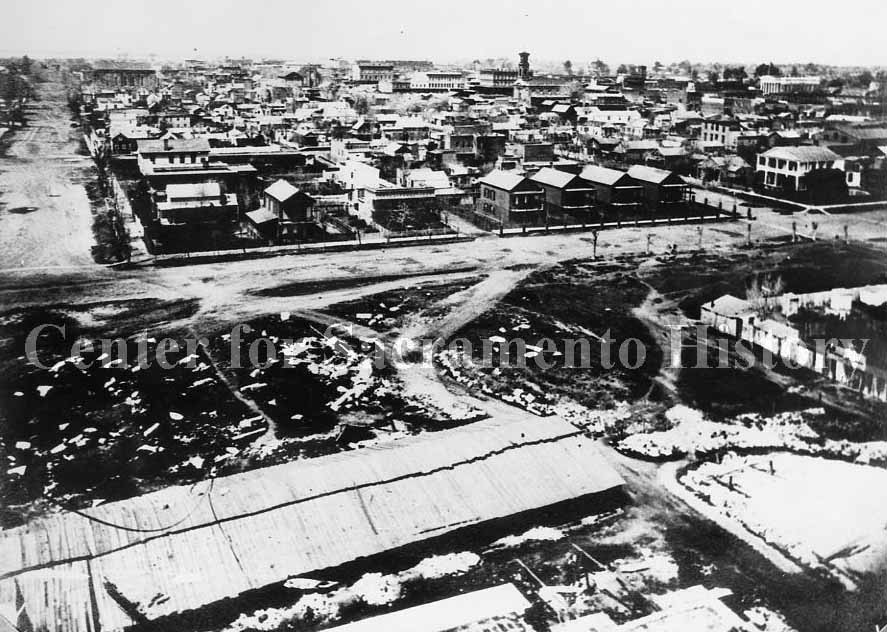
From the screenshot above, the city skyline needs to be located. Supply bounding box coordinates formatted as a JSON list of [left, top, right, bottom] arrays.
[[3, 0, 887, 67]]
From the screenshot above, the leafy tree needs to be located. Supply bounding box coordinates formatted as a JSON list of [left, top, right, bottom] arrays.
[[591, 59, 610, 76], [653, 60, 663, 73], [723, 66, 747, 82], [707, 70, 720, 84], [805, 168, 848, 203], [755, 62, 781, 77], [854, 70, 874, 87], [352, 94, 371, 115], [616, 64, 628, 74], [563, 60, 573, 76]]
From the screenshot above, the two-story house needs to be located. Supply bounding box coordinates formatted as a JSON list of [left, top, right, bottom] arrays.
[[476, 170, 545, 226]]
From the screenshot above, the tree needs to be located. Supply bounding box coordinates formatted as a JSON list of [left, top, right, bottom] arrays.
[[616, 64, 629, 75], [746, 273, 785, 313], [352, 94, 371, 115], [707, 70, 720, 84], [805, 168, 848, 203], [854, 70, 874, 88], [563, 60, 573, 76], [754, 62, 780, 77], [723, 66, 747, 82], [591, 59, 609, 76], [653, 60, 663, 73], [790, 65, 800, 77]]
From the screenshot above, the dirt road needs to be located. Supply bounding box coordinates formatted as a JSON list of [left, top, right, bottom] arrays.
[[0, 79, 97, 272]]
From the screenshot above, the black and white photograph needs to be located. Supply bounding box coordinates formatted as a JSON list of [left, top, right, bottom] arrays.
[[1, 1, 887, 630]]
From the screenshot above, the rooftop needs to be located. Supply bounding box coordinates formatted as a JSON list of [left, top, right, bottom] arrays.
[[760, 146, 841, 162]]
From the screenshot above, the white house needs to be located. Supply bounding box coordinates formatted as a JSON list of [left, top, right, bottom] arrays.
[[755, 145, 841, 191]]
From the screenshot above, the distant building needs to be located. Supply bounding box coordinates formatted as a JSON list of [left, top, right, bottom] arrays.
[[90, 60, 157, 89], [759, 75, 821, 95], [351, 62, 395, 84], [477, 68, 519, 92], [701, 116, 743, 149], [409, 71, 465, 92]]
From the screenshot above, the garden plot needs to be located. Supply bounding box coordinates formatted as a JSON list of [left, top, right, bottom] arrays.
[[681, 453, 887, 586]]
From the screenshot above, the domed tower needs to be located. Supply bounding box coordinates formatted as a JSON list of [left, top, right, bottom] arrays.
[[518, 51, 531, 80]]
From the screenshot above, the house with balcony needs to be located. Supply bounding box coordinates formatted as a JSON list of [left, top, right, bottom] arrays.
[[627, 165, 690, 211], [578, 165, 644, 218], [755, 146, 841, 192], [529, 167, 596, 221], [476, 170, 545, 226], [261, 179, 317, 242]]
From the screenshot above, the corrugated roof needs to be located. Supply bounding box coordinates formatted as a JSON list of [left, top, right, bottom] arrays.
[[0, 417, 623, 631]]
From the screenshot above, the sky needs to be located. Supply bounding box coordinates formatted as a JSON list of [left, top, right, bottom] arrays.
[[2, 0, 885, 67]]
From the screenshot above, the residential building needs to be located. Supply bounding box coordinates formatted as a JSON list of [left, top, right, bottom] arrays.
[[476, 170, 545, 225], [578, 165, 643, 214], [262, 179, 317, 241], [756, 145, 841, 191], [627, 165, 690, 209], [529, 167, 596, 219], [154, 182, 238, 226], [701, 116, 743, 149]]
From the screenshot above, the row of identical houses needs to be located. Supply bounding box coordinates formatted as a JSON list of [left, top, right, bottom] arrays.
[[476, 164, 689, 227]]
